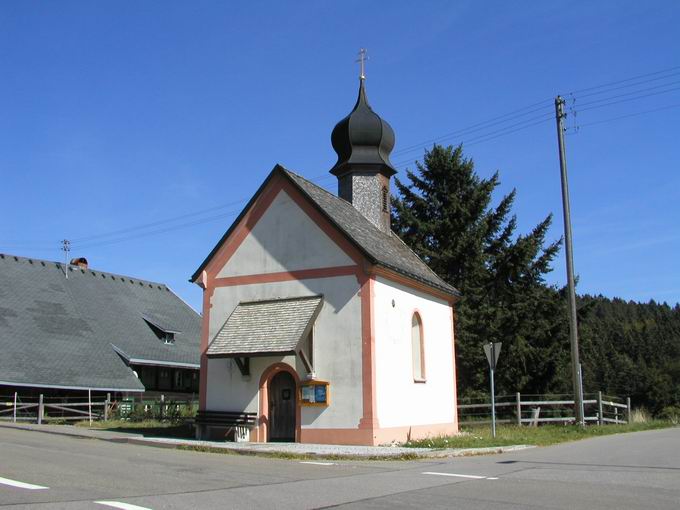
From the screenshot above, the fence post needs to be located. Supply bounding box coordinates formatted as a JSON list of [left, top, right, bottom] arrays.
[[516, 392, 522, 426], [597, 391, 603, 426], [13, 392, 17, 423], [626, 397, 631, 424], [160, 394, 165, 421], [104, 393, 110, 421], [38, 394, 44, 425], [88, 389, 92, 426]]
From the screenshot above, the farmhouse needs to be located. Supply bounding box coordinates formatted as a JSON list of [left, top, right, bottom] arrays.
[[193, 78, 460, 445], [0, 254, 201, 398]]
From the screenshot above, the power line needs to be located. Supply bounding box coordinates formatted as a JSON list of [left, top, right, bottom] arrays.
[[74, 208, 246, 250], [4, 65, 679, 254], [394, 73, 680, 166], [71, 173, 338, 250], [574, 81, 680, 109], [569, 103, 680, 130], [0, 173, 335, 253], [568, 70, 680, 100], [393, 115, 553, 169], [70, 197, 250, 243], [393, 65, 680, 159], [392, 101, 553, 157], [576, 86, 680, 114], [566, 64, 680, 95]]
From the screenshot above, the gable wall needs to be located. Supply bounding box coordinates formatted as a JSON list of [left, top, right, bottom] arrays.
[[216, 190, 354, 278], [372, 276, 457, 431]]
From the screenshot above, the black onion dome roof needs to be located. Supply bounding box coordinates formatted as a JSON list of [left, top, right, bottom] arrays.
[[330, 79, 397, 177]]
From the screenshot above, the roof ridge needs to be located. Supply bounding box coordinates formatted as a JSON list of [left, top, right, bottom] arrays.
[[282, 168, 345, 203], [239, 294, 323, 306], [283, 170, 452, 284], [0, 252, 169, 288], [283, 169, 459, 297]]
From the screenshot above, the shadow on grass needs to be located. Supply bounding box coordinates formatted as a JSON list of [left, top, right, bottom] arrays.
[[100, 423, 195, 439]]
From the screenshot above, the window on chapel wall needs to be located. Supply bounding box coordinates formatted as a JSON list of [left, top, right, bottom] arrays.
[[411, 312, 425, 381]]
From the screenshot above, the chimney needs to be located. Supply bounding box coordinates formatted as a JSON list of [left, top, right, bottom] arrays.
[[70, 257, 89, 270]]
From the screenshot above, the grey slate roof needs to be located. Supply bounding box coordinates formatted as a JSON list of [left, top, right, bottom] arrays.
[[192, 165, 460, 298], [0, 253, 202, 392], [284, 169, 459, 297], [207, 296, 322, 357]]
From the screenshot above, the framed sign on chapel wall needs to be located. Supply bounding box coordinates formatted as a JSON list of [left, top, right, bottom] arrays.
[[299, 380, 330, 407]]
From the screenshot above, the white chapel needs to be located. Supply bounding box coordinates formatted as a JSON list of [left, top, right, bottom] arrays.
[[192, 75, 461, 445]]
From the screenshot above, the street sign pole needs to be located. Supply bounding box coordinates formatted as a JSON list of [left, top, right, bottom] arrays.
[[490, 360, 496, 438], [484, 342, 502, 439]]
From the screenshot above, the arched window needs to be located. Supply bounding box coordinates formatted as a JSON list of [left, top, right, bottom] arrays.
[[411, 312, 426, 381]]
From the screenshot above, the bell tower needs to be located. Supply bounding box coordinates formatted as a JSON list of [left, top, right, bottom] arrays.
[[329, 53, 397, 233]]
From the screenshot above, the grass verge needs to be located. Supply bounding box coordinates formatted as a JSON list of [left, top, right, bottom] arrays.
[[404, 421, 676, 449], [175, 444, 423, 461], [75, 419, 194, 439]]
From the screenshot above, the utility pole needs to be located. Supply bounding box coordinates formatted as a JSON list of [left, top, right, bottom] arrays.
[[555, 96, 584, 426], [61, 239, 71, 279]]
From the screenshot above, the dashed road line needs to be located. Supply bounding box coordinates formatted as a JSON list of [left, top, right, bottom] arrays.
[[0, 476, 49, 490], [300, 461, 336, 466], [422, 471, 498, 480], [94, 502, 153, 510]]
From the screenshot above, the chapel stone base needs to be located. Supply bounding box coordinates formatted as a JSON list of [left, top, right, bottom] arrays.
[[299, 421, 459, 446]]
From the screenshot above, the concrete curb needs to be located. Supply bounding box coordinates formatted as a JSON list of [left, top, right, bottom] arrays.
[[0, 422, 534, 460]]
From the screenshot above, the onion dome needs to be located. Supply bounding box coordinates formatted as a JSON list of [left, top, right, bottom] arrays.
[[330, 79, 397, 177]]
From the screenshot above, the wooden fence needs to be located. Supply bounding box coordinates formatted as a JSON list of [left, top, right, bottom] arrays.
[[0, 392, 198, 424], [0, 392, 109, 424], [457, 392, 631, 426]]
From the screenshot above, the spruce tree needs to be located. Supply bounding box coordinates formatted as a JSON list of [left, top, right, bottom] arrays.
[[392, 144, 567, 397]]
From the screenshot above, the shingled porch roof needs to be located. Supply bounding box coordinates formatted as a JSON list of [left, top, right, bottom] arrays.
[[207, 296, 323, 358]]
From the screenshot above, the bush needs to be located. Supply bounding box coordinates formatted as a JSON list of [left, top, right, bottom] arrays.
[[659, 405, 680, 425], [630, 407, 651, 423]]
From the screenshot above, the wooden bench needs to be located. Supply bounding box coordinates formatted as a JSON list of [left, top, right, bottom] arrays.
[[195, 410, 257, 441]]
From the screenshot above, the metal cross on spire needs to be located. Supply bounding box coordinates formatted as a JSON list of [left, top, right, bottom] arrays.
[[356, 48, 368, 80]]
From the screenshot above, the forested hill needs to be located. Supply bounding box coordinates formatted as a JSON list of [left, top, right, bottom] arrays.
[[578, 295, 680, 416]]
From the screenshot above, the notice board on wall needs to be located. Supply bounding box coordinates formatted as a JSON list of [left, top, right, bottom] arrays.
[[299, 380, 330, 407]]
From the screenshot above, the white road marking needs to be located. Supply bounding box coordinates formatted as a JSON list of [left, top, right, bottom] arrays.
[[299, 461, 335, 466], [0, 476, 49, 490], [422, 471, 498, 480], [94, 502, 153, 510]]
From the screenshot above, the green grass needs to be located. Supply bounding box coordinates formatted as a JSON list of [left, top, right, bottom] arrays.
[[75, 419, 194, 439], [404, 421, 676, 449]]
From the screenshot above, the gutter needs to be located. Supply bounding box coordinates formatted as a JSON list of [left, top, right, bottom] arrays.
[[0, 380, 144, 393]]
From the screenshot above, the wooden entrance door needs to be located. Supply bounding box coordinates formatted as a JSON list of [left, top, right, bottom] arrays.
[[268, 371, 296, 442]]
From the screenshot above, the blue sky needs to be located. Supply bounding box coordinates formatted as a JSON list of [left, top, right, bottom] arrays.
[[1, 1, 679, 311]]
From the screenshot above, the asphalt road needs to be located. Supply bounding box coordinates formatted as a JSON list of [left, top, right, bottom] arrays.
[[0, 426, 678, 509]]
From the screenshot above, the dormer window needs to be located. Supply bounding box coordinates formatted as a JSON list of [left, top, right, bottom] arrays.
[[142, 314, 180, 346]]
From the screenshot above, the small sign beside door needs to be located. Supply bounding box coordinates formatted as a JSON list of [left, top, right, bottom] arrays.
[[300, 380, 330, 407]]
